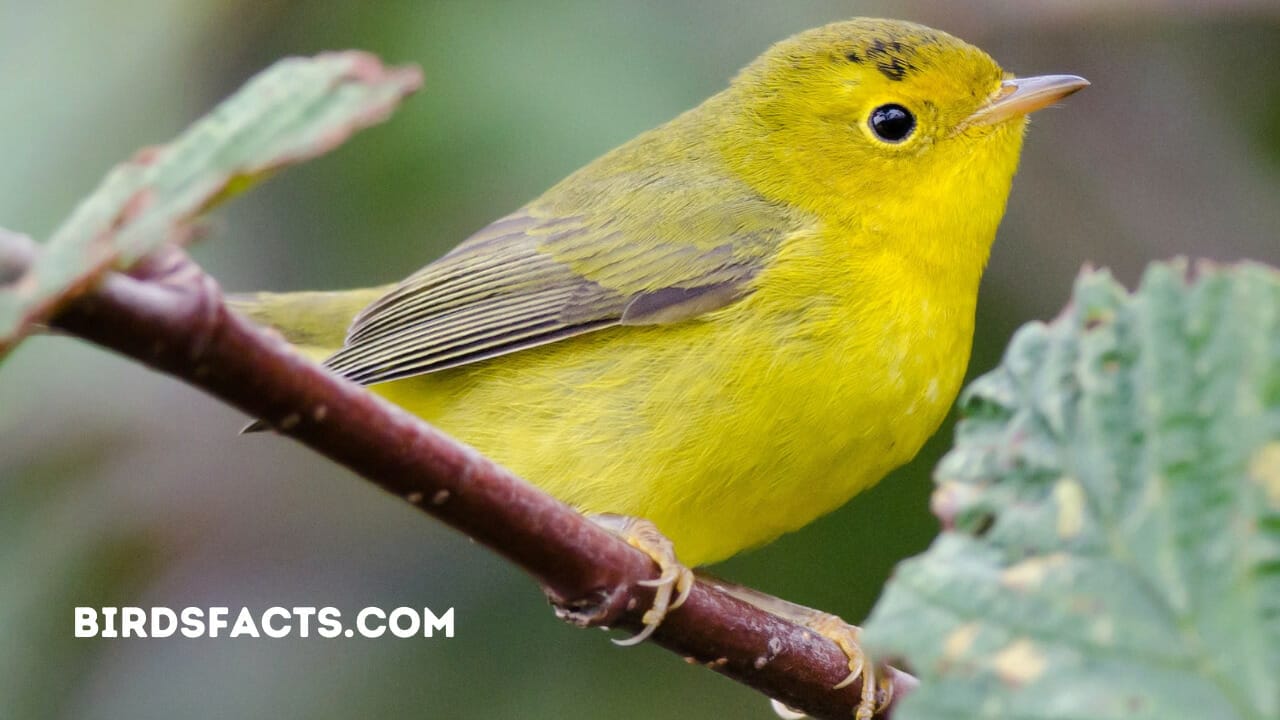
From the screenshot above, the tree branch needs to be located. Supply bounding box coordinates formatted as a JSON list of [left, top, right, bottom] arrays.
[[24, 244, 915, 718]]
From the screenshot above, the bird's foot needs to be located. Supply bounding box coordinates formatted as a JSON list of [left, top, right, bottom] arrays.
[[589, 514, 694, 646], [700, 576, 892, 719], [805, 613, 892, 719]]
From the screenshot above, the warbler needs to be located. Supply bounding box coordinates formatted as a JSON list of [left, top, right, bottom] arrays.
[[236, 18, 1085, 716]]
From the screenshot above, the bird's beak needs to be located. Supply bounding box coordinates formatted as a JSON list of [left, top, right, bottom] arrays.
[[965, 74, 1090, 127]]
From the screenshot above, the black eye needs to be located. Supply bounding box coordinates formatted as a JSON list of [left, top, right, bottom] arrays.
[[868, 104, 915, 143]]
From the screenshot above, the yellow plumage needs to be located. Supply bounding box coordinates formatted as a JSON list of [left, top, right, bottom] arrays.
[[235, 18, 1085, 566]]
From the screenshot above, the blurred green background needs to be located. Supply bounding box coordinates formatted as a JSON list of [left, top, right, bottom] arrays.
[[3, 1, 1279, 718]]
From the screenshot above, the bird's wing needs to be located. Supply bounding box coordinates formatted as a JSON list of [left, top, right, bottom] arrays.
[[323, 168, 797, 386]]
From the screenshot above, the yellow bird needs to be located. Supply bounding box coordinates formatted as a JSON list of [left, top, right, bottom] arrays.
[[236, 17, 1085, 716]]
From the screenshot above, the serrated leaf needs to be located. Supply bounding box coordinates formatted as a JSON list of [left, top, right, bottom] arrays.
[[864, 260, 1280, 719], [0, 51, 422, 357]]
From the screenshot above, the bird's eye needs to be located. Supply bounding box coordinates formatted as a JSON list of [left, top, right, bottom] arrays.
[[868, 104, 915, 143]]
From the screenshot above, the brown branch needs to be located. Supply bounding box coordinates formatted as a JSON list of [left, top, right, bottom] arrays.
[[35, 246, 914, 719]]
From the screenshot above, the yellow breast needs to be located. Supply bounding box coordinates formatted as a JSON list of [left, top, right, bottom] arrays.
[[373, 224, 980, 566]]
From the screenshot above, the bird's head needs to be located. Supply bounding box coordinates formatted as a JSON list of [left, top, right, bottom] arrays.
[[719, 18, 1086, 268]]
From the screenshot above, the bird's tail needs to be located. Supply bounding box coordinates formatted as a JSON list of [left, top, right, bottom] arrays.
[[228, 286, 392, 434], [226, 286, 393, 362]]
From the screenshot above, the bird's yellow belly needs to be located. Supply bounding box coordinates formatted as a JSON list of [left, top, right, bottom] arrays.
[[373, 280, 973, 566]]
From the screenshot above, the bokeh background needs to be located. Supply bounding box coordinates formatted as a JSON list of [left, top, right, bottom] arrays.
[[3, 1, 1279, 718]]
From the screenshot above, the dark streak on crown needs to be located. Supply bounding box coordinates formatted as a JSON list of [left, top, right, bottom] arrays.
[[866, 38, 915, 81], [847, 32, 944, 82], [877, 57, 912, 81]]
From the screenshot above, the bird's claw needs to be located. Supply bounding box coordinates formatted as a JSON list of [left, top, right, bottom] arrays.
[[588, 514, 693, 646], [807, 614, 893, 719]]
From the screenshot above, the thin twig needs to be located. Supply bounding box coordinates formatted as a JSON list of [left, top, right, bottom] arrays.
[[38, 247, 913, 719]]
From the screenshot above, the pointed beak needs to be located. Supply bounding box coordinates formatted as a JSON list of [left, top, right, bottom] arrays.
[[965, 74, 1090, 127]]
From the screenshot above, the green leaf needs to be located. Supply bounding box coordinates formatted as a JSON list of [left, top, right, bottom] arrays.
[[864, 260, 1280, 719], [0, 51, 422, 357]]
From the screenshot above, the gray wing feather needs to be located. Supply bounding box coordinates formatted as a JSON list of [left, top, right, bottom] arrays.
[[322, 158, 799, 386]]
